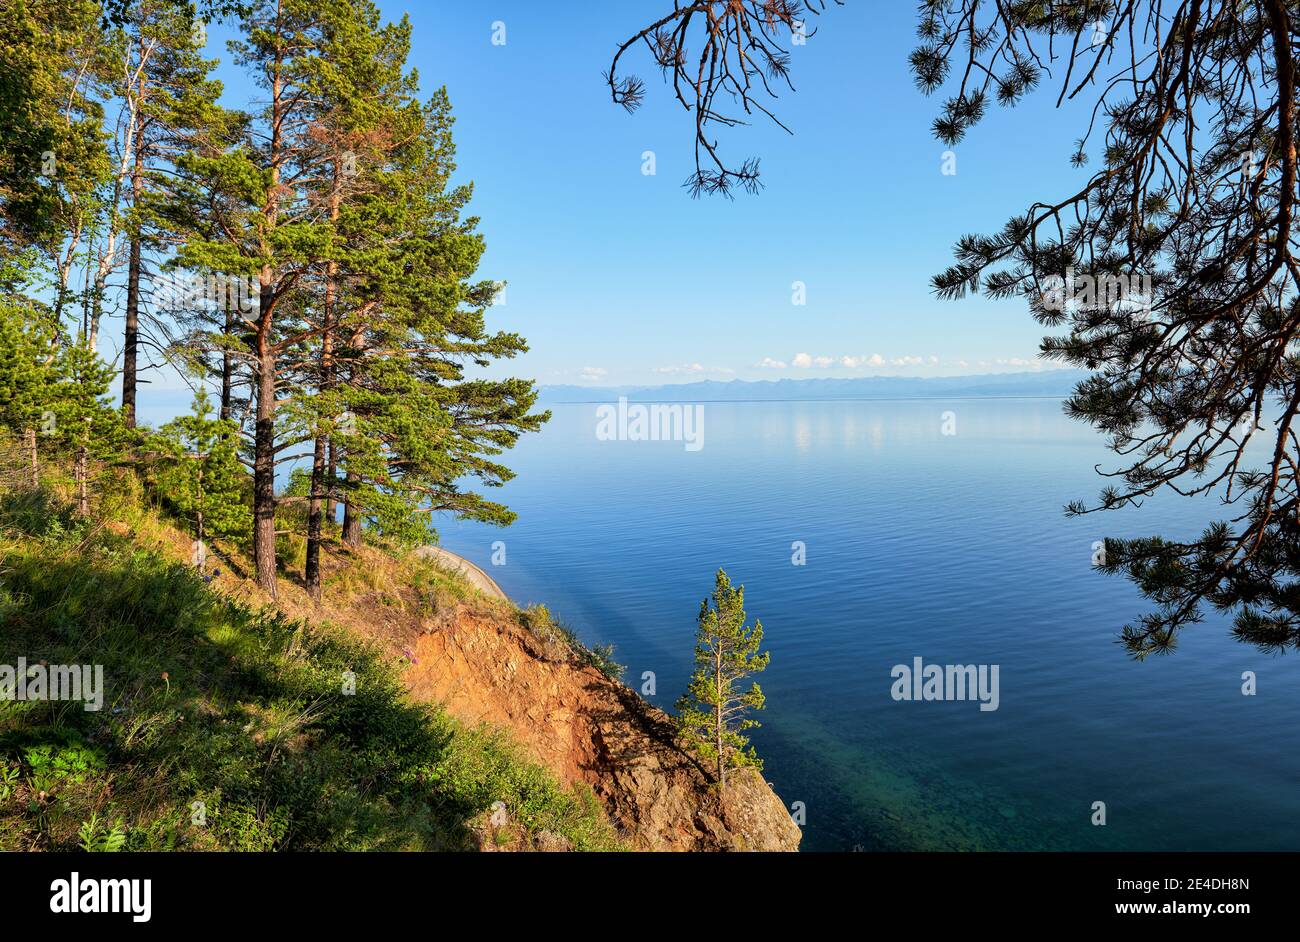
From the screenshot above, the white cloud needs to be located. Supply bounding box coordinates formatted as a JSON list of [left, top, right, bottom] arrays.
[[580, 366, 608, 381], [791, 352, 834, 369], [757, 357, 787, 369], [838, 354, 887, 368]]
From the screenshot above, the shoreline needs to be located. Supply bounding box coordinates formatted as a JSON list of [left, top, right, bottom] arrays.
[[416, 545, 510, 602]]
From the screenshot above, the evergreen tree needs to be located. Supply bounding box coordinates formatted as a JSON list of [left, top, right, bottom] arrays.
[[292, 0, 418, 598], [156, 386, 250, 570], [0, 0, 112, 341], [46, 336, 127, 516], [325, 88, 548, 561], [173, 0, 336, 596], [909, 2, 1300, 655], [0, 263, 124, 509], [0, 280, 55, 485], [113, 0, 233, 427], [675, 569, 770, 789]]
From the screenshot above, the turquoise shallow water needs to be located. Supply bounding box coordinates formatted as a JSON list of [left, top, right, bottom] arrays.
[[434, 398, 1300, 851]]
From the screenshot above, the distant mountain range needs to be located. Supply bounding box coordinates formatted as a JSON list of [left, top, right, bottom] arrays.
[[539, 369, 1089, 402]]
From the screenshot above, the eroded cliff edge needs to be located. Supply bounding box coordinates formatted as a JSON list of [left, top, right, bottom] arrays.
[[402, 605, 801, 851], [208, 531, 800, 851]]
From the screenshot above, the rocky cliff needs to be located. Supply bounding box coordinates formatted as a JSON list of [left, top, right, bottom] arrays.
[[403, 606, 801, 851], [205, 533, 800, 851]]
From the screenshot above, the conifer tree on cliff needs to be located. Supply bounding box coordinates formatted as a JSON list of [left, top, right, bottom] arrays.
[[325, 88, 549, 562], [291, 0, 416, 599], [171, 0, 546, 600], [615, 1, 1300, 657], [172, 0, 337, 597], [676, 569, 770, 789]]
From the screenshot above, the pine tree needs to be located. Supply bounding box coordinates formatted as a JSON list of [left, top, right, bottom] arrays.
[[909, 2, 1300, 654], [0, 281, 55, 485], [172, 0, 337, 596], [293, 0, 417, 599], [113, 0, 233, 427], [675, 569, 770, 789], [46, 336, 127, 516], [156, 386, 250, 571], [0, 0, 112, 341], [324, 89, 549, 556]]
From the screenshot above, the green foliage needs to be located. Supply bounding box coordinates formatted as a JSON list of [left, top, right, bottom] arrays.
[[910, 3, 1300, 654], [0, 289, 53, 434], [23, 736, 107, 794], [155, 387, 250, 544], [0, 482, 619, 851], [46, 338, 128, 460], [0, 765, 18, 802], [520, 604, 624, 680], [0, 0, 111, 259], [675, 569, 770, 788], [77, 813, 127, 852], [0, 296, 127, 500]]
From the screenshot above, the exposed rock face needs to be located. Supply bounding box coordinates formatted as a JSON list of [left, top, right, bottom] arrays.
[[403, 610, 801, 852]]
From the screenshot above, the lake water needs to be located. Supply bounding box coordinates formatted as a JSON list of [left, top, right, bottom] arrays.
[[433, 398, 1300, 851]]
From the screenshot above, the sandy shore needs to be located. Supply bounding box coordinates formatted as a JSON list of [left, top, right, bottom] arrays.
[[415, 545, 510, 602]]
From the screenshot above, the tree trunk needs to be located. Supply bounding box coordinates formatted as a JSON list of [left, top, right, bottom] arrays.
[[122, 155, 144, 428], [25, 428, 37, 488], [326, 438, 338, 521], [75, 444, 88, 517], [342, 476, 361, 548], [305, 433, 326, 600], [220, 309, 235, 422], [122, 239, 141, 428], [196, 463, 206, 574], [252, 327, 278, 596], [252, 55, 285, 598], [715, 651, 725, 789]]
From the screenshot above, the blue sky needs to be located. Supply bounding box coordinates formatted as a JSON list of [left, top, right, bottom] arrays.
[[150, 1, 1107, 393]]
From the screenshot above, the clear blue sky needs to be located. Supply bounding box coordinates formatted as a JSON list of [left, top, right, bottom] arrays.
[[175, 2, 1103, 391]]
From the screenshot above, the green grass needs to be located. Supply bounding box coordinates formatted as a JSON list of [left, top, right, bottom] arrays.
[[519, 604, 625, 681], [0, 483, 620, 852]]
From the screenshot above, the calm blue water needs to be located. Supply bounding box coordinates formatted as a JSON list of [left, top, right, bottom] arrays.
[[434, 399, 1300, 851]]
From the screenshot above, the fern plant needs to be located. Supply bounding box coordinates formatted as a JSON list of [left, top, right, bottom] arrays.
[[0, 765, 18, 801], [77, 813, 128, 852]]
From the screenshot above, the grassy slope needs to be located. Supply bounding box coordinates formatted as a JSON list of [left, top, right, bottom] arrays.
[[0, 473, 620, 851]]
